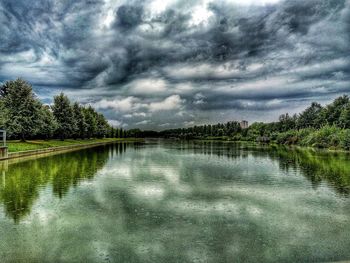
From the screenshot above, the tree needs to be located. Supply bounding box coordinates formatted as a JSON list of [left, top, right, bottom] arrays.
[[339, 103, 350, 129], [323, 95, 349, 126], [73, 103, 87, 139], [0, 99, 7, 129], [96, 113, 109, 138], [245, 122, 264, 141], [109, 127, 116, 138], [0, 79, 42, 140], [278, 113, 297, 132], [84, 106, 97, 138], [36, 105, 58, 139], [297, 102, 323, 129], [52, 93, 76, 140]]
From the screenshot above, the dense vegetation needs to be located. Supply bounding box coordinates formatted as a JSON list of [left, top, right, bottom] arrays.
[[157, 95, 350, 150], [0, 79, 128, 140]]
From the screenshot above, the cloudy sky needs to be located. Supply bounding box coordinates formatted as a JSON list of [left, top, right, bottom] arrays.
[[0, 0, 349, 129]]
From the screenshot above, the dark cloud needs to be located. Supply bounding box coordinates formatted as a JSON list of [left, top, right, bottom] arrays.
[[0, 0, 350, 129], [114, 5, 144, 29]]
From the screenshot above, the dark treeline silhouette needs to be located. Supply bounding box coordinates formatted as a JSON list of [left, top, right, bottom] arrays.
[[0, 78, 130, 140], [134, 95, 350, 150], [159, 121, 243, 139]]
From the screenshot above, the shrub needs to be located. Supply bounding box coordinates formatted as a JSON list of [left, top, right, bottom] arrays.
[[276, 130, 297, 145], [302, 125, 341, 148], [340, 130, 350, 150]]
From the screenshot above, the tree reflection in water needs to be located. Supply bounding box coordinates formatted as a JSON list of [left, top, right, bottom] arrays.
[[0, 141, 349, 224], [0, 143, 132, 223], [170, 140, 350, 196], [0, 141, 349, 262]]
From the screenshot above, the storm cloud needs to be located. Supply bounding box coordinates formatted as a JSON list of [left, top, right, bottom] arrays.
[[0, 0, 349, 129]]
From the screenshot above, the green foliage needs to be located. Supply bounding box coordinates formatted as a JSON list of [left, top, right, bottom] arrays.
[[95, 113, 109, 138], [339, 103, 350, 128], [158, 95, 350, 151], [0, 79, 114, 141], [278, 113, 297, 132], [160, 121, 243, 139], [72, 102, 87, 139], [340, 130, 350, 150], [36, 105, 58, 139], [84, 106, 98, 139], [302, 125, 340, 148], [276, 130, 297, 145], [7, 138, 121, 153], [0, 99, 7, 129], [52, 93, 77, 140], [297, 102, 323, 129], [323, 95, 349, 126], [0, 79, 42, 140], [275, 129, 314, 145]]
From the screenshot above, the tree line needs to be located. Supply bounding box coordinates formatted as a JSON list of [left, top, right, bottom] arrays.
[[0, 79, 128, 140], [153, 95, 350, 150], [159, 121, 243, 139]]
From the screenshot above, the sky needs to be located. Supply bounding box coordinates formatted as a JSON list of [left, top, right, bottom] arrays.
[[0, 0, 349, 130]]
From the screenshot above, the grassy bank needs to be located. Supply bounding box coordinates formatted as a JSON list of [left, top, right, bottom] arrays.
[[191, 125, 350, 152], [7, 138, 141, 153]]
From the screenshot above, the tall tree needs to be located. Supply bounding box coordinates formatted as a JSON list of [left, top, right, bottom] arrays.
[[278, 113, 297, 132], [0, 79, 41, 140], [52, 93, 76, 140], [84, 106, 97, 138], [297, 102, 323, 129], [339, 103, 350, 129], [0, 99, 7, 129], [96, 113, 109, 138], [73, 103, 87, 139], [36, 105, 58, 139], [323, 95, 349, 126]]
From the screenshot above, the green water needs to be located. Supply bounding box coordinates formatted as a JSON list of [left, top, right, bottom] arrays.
[[0, 140, 350, 263]]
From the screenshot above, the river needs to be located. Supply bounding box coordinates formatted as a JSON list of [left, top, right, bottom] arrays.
[[0, 140, 349, 262]]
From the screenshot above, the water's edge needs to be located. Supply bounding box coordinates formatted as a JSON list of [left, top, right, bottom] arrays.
[[0, 139, 143, 161]]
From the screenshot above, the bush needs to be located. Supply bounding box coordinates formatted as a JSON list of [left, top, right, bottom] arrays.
[[276, 130, 299, 145], [340, 130, 350, 150], [274, 129, 312, 145], [302, 125, 341, 148]]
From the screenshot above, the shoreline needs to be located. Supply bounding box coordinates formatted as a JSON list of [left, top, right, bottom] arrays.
[[190, 138, 350, 154], [0, 138, 144, 161], [2, 137, 348, 163]]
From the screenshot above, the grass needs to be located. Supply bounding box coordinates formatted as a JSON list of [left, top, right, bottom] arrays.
[[6, 138, 140, 153]]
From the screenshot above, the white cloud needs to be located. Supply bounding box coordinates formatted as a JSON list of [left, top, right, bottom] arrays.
[[148, 0, 176, 15], [108, 119, 123, 127], [193, 93, 206, 105], [184, 121, 195, 127], [189, 1, 214, 26], [164, 62, 264, 80], [229, 0, 281, 5], [94, 97, 142, 112], [129, 78, 167, 95], [135, 120, 151, 125], [159, 123, 171, 127], [149, 95, 184, 112]]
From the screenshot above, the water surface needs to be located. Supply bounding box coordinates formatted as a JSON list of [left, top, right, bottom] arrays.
[[0, 140, 349, 262]]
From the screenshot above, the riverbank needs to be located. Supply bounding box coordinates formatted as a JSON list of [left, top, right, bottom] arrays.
[[191, 136, 350, 153], [1, 138, 143, 161]]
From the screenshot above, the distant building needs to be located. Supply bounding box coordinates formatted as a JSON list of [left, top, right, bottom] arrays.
[[240, 120, 248, 129]]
